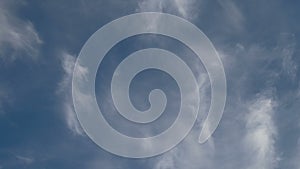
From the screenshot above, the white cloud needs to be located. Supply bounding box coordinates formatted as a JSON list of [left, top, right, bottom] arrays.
[[217, 0, 245, 33], [137, 0, 199, 19], [52, 2, 290, 168], [213, 30, 299, 168], [243, 95, 279, 169], [132, 1, 218, 168], [137, 0, 163, 12], [63, 101, 84, 136], [154, 131, 215, 169], [15, 155, 34, 165], [0, 0, 41, 118], [152, 92, 279, 169], [57, 52, 84, 136], [172, 0, 200, 19], [0, 0, 42, 61], [154, 149, 176, 169], [276, 33, 297, 80], [151, 84, 214, 169]]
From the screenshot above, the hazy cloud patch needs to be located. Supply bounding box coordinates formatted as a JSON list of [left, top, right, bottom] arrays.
[[0, 0, 42, 61], [243, 94, 279, 169]]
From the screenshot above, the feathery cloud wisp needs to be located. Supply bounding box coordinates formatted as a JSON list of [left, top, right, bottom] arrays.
[[57, 52, 85, 136], [0, 0, 42, 61], [137, 0, 199, 19]]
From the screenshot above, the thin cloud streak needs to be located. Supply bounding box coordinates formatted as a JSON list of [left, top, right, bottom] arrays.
[[15, 155, 34, 165], [217, 0, 245, 33]]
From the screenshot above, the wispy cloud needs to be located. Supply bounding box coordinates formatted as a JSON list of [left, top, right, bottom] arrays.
[[154, 131, 215, 169], [131, 0, 214, 161], [152, 91, 279, 169], [0, 0, 42, 61], [276, 33, 297, 80], [57, 52, 84, 136], [215, 27, 298, 168], [243, 94, 279, 169], [15, 155, 34, 165], [217, 0, 245, 33], [137, 0, 200, 19]]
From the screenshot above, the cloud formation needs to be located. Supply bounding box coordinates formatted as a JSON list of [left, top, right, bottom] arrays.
[[0, 0, 295, 168], [0, 0, 42, 61], [57, 52, 84, 135], [217, 0, 245, 33], [243, 95, 279, 169], [15, 155, 34, 165], [137, 0, 199, 19], [276, 33, 297, 80]]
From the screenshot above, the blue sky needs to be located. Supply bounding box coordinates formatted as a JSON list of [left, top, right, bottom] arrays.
[[0, 0, 300, 168]]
